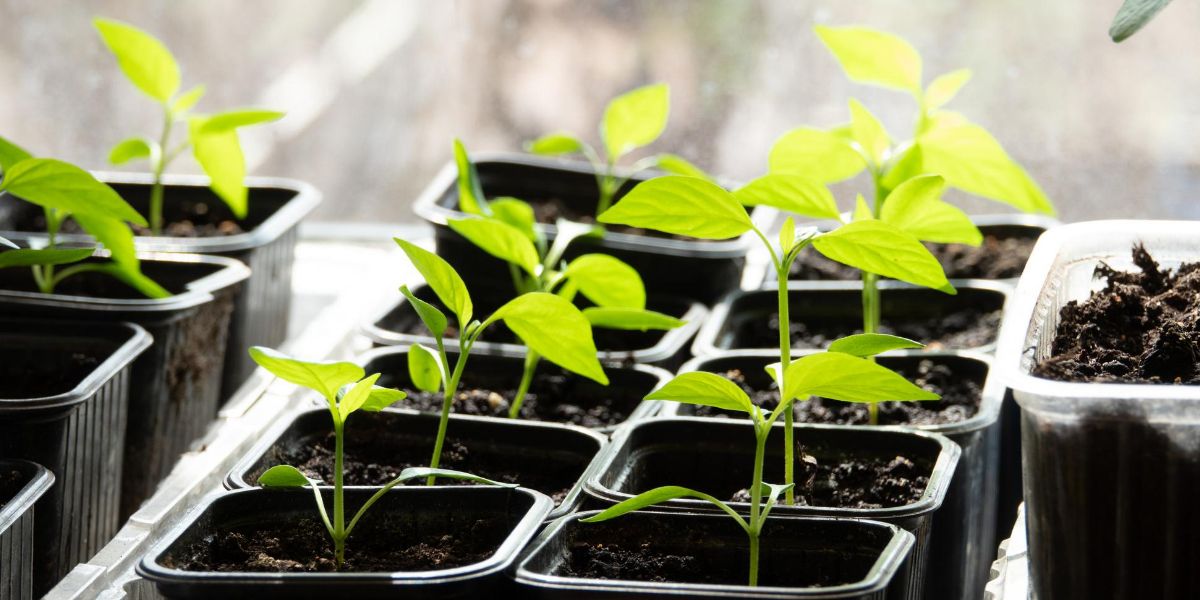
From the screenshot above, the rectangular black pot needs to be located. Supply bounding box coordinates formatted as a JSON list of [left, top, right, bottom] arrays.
[[0, 172, 320, 400], [693, 280, 1011, 356], [585, 418, 959, 600], [413, 153, 759, 304], [662, 350, 1002, 600], [224, 407, 606, 520], [0, 460, 53, 600], [362, 283, 706, 370], [513, 510, 913, 600], [137, 486, 552, 599], [0, 319, 150, 596], [357, 345, 672, 435], [0, 252, 249, 519]]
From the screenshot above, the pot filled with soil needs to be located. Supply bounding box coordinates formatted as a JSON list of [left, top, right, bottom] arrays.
[[0, 460, 53, 600], [996, 220, 1200, 600], [136, 486, 551, 599], [513, 510, 914, 600], [0, 319, 150, 596]]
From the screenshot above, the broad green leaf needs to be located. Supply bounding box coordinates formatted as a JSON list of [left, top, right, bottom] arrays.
[[170, 84, 206, 115], [108, 137, 155, 165], [881, 144, 924, 190], [453, 139, 488, 215], [848, 99, 890, 166], [0, 159, 147, 225], [248, 346, 364, 403], [646, 371, 756, 415], [73, 212, 138, 269], [655, 153, 712, 181], [1110, 0, 1173, 42], [400, 284, 448, 339], [881, 175, 982, 245], [583, 307, 685, 331], [489, 197, 539, 242], [783, 352, 940, 403], [734, 174, 840, 221], [602, 83, 669, 159], [598, 176, 751, 240], [488, 292, 608, 384], [769, 127, 866, 183], [814, 25, 922, 94], [94, 18, 180, 102], [393, 467, 517, 487], [564, 254, 645, 309], [527, 132, 584, 155], [200, 108, 285, 132], [360, 386, 406, 412], [189, 117, 248, 218], [917, 123, 1055, 215], [0, 247, 94, 269], [338, 373, 381, 420], [813, 220, 954, 292], [447, 217, 539, 275], [0, 135, 32, 173], [580, 485, 747, 532], [852, 194, 874, 221], [779, 216, 796, 254], [395, 238, 473, 326], [258, 464, 314, 488], [407, 343, 443, 393], [827, 333, 924, 357], [924, 69, 972, 110]]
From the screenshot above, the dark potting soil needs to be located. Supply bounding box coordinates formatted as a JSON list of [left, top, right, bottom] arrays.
[[748, 306, 1001, 350], [0, 349, 99, 398], [21, 206, 244, 238], [728, 446, 928, 509], [789, 232, 1037, 280]]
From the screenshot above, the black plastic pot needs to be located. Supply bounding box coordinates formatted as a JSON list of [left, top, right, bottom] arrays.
[[0, 460, 53, 600], [513, 510, 914, 600], [0, 173, 320, 400], [413, 153, 760, 304], [362, 283, 706, 370], [0, 252, 249, 518], [225, 407, 606, 519], [692, 280, 1010, 357], [357, 345, 672, 435], [585, 418, 958, 600], [662, 351, 1002, 600], [137, 486, 551, 599], [0, 319, 150, 595]]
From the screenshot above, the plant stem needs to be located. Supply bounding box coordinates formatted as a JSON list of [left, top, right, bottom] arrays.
[[33, 208, 62, 294], [776, 263, 795, 505], [333, 418, 346, 568], [596, 161, 617, 215], [149, 108, 174, 235], [508, 350, 540, 419], [427, 349, 470, 484], [748, 423, 768, 586], [862, 173, 887, 426]]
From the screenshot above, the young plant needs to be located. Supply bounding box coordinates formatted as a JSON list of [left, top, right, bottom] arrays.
[[249, 346, 511, 569], [95, 17, 284, 235], [582, 338, 938, 586], [395, 238, 608, 480], [0, 136, 167, 297]]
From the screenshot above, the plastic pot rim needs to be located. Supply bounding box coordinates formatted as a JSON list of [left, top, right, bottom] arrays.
[[0, 459, 54, 534]]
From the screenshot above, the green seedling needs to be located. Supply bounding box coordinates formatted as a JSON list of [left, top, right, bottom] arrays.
[[0, 136, 167, 297], [249, 346, 514, 569], [95, 17, 284, 235], [1109, 0, 1172, 41], [395, 238, 608, 481], [582, 338, 938, 586]]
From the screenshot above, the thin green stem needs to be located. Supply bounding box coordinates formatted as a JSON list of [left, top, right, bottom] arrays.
[[33, 208, 63, 294], [427, 340, 471, 484], [508, 350, 540, 419], [149, 107, 174, 235], [862, 173, 888, 426], [596, 159, 618, 215], [332, 418, 346, 568], [748, 423, 768, 586], [776, 262, 795, 505], [748, 530, 760, 586]]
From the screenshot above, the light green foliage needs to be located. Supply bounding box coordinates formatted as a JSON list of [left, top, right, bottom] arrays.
[[602, 83, 670, 160], [582, 307, 685, 331], [645, 371, 758, 415], [880, 175, 981, 245], [2, 159, 146, 225], [924, 69, 972, 110], [395, 238, 473, 326], [447, 217, 540, 276], [399, 285, 448, 339], [1110, 0, 1173, 41], [782, 352, 940, 403], [0, 248, 95, 268], [814, 25, 922, 94], [108, 138, 155, 165], [454, 138, 489, 215], [654, 153, 713, 180], [847, 99, 890, 167], [826, 333, 924, 357], [769, 127, 866, 184], [0, 136, 32, 173], [734, 174, 841, 221], [527, 132, 584, 155], [94, 18, 179, 102], [487, 292, 608, 385], [407, 343, 443, 393], [598, 176, 752, 239], [812, 220, 954, 292], [913, 123, 1054, 215], [248, 346, 364, 405], [564, 254, 644, 309]]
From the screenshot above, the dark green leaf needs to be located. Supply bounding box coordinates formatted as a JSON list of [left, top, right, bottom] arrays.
[[1110, 0, 1173, 42]]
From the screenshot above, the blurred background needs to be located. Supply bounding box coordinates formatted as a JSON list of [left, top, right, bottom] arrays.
[[1, 0, 1197, 223]]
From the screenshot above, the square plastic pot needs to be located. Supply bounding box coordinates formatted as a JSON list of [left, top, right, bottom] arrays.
[[0, 460, 53, 600], [995, 220, 1200, 600], [512, 510, 914, 600], [136, 486, 552, 599]]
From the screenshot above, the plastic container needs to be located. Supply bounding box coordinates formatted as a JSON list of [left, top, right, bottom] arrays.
[[585, 418, 959, 600], [413, 153, 760, 304], [0, 319, 150, 595], [0, 460, 54, 600], [224, 407, 606, 520], [136, 486, 552, 599], [996, 220, 1200, 600], [0, 173, 320, 400], [0, 252, 250, 518], [512, 510, 914, 600]]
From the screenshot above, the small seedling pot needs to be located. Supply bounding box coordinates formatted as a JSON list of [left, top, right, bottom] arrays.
[[692, 280, 1011, 357], [585, 418, 958, 600], [412, 153, 760, 304], [361, 283, 706, 370], [661, 351, 1003, 600], [0, 319, 150, 596], [0, 173, 320, 400], [356, 345, 672, 435], [225, 407, 607, 520], [0, 460, 54, 600], [136, 486, 552, 599], [0, 252, 249, 518], [995, 220, 1200, 600], [512, 510, 914, 600]]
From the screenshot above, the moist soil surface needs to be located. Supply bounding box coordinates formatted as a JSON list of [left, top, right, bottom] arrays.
[[0, 350, 99, 398], [22, 207, 244, 238], [728, 445, 928, 508], [744, 306, 1001, 350], [789, 232, 1037, 280]]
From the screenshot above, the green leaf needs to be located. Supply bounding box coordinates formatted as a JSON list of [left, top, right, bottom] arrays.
[[916, 123, 1055, 215], [108, 137, 155, 166], [734, 174, 840, 221], [1110, 0, 1173, 42], [645, 372, 756, 415], [0, 135, 32, 174], [200, 108, 285, 132], [881, 175, 982, 245], [527, 132, 584, 155], [188, 117, 248, 218], [0, 159, 147, 225], [848, 99, 890, 166], [454, 139, 488, 216], [758, 481, 795, 520], [924, 69, 971, 110], [768, 127, 866, 184], [828, 333, 924, 357], [93, 17, 180, 102], [488, 292, 608, 385], [338, 373, 381, 421], [814, 25, 922, 95], [783, 352, 940, 403], [170, 84, 206, 116], [248, 346, 365, 403], [580, 485, 747, 532], [0, 247, 94, 269], [852, 194, 874, 221], [583, 307, 685, 331], [258, 464, 315, 488], [399, 284, 448, 339], [360, 386, 406, 412], [602, 83, 669, 160], [395, 238, 473, 326], [655, 154, 712, 181], [812, 220, 954, 292], [72, 212, 138, 269], [393, 467, 517, 487], [407, 343, 443, 393], [779, 216, 796, 254], [447, 217, 539, 276], [564, 254, 645, 309], [489, 197, 539, 242], [598, 176, 751, 240]]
